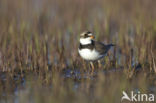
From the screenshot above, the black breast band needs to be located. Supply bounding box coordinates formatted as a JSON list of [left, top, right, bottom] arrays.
[[79, 40, 94, 50]]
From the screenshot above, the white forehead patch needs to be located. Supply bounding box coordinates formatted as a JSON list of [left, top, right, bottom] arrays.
[[88, 33, 93, 36]]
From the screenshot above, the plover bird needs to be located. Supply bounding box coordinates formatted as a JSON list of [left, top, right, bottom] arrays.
[[78, 31, 114, 71]]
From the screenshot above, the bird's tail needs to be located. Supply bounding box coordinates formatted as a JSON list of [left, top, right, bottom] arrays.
[[106, 43, 115, 52], [109, 44, 115, 47]]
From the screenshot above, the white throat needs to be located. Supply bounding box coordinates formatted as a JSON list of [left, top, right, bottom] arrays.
[[80, 38, 92, 45]]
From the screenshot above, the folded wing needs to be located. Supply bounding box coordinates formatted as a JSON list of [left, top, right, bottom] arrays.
[[94, 41, 114, 55]]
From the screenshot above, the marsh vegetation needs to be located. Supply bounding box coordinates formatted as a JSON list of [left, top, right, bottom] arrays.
[[0, 0, 156, 103]]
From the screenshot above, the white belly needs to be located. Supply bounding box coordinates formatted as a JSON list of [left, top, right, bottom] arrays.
[[78, 48, 104, 61]]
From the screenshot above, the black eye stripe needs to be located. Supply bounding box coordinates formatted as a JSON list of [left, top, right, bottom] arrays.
[[84, 34, 90, 38], [80, 31, 92, 38], [85, 34, 88, 37]]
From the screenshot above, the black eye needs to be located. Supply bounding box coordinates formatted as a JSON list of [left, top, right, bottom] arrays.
[[84, 34, 88, 37]]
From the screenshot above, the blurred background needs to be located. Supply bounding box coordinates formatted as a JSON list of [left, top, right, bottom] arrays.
[[0, 0, 156, 103]]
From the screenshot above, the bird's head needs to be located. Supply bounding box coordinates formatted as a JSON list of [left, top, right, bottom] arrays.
[[80, 31, 95, 45]]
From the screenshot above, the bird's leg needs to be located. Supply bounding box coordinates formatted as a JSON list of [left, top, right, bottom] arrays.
[[98, 60, 102, 68], [90, 62, 95, 73]]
